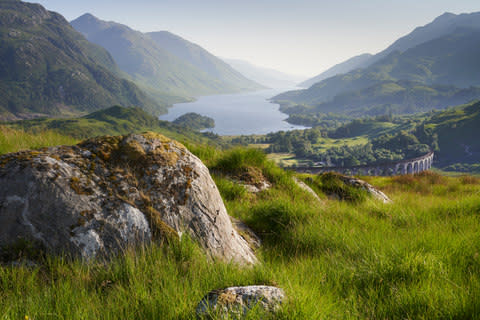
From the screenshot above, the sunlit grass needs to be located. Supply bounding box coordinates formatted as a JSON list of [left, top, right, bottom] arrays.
[[0, 126, 78, 154], [0, 142, 479, 318]]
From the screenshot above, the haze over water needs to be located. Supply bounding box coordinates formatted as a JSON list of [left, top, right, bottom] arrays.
[[159, 88, 308, 136]]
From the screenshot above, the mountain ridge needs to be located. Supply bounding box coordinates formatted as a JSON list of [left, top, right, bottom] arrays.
[[301, 11, 480, 89], [71, 13, 263, 104]]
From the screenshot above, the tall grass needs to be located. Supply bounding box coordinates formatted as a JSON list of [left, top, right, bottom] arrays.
[[0, 126, 77, 154], [0, 143, 479, 318]]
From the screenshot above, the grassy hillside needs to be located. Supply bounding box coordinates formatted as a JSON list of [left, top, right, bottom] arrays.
[[287, 80, 480, 118], [0, 144, 479, 318], [5, 106, 226, 149], [0, 1, 162, 120], [424, 100, 480, 166], [0, 125, 78, 154]]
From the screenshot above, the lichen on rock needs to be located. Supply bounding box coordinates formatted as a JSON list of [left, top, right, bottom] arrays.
[[196, 285, 285, 318], [0, 132, 256, 264]]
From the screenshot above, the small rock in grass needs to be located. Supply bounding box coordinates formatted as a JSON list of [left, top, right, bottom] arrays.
[[196, 285, 285, 318]]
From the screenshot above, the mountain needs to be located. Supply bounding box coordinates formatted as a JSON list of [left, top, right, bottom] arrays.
[[71, 14, 263, 104], [372, 11, 480, 64], [274, 26, 480, 117], [146, 32, 263, 91], [301, 11, 480, 89], [284, 80, 480, 118], [224, 59, 305, 88], [0, 0, 162, 121], [299, 54, 372, 88]]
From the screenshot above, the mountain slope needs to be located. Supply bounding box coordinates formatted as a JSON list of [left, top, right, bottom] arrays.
[[372, 11, 480, 64], [146, 32, 263, 91], [71, 14, 262, 103], [286, 80, 480, 118], [299, 53, 372, 88], [274, 27, 480, 116], [224, 58, 304, 88], [0, 0, 161, 120]]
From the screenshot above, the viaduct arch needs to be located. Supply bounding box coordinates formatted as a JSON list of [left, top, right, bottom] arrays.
[[294, 151, 434, 176]]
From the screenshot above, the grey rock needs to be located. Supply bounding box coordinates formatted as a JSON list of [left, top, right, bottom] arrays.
[[240, 180, 271, 193], [0, 133, 256, 264], [293, 177, 323, 203], [230, 217, 261, 250], [196, 285, 285, 318], [339, 175, 392, 203]]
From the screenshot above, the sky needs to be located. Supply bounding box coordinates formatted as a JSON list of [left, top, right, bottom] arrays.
[[26, 0, 480, 78]]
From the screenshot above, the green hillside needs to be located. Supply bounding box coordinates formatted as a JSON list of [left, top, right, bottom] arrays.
[[0, 0, 162, 120], [6, 106, 225, 147], [424, 100, 480, 167], [281, 80, 480, 118], [71, 14, 262, 104]]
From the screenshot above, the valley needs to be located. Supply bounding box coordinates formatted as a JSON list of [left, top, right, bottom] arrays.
[[1, 1, 480, 319]]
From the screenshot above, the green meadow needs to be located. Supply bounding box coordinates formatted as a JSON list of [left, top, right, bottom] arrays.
[[0, 134, 479, 319]]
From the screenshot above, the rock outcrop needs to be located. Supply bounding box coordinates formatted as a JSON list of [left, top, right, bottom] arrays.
[[0, 133, 256, 264], [196, 285, 285, 318]]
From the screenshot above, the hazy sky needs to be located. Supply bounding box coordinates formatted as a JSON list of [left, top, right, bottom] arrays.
[[26, 0, 480, 78]]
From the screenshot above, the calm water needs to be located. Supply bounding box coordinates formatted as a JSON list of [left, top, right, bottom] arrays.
[[159, 88, 308, 135]]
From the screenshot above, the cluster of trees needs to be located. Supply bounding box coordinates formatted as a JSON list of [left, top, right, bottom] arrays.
[[285, 112, 352, 128], [315, 132, 431, 167], [264, 122, 434, 167], [265, 128, 328, 157], [172, 113, 215, 131]]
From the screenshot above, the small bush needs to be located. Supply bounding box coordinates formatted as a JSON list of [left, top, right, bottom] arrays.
[[460, 175, 479, 185], [213, 148, 266, 174]]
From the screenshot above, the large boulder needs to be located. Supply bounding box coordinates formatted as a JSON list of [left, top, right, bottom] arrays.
[[196, 285, 285, 318], [0, 133, 256, 264]]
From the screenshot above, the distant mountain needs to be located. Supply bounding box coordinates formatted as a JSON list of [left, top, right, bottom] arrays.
[[0, 0, 162, 121], [224, 59, 305, 88], [372, 11, 480, 64], [146, 32, 263, 91], [299, 54, 372, 88], [302, 11, 480, 89], [274, 22, 480, 118], [71, 14, 263, 104]]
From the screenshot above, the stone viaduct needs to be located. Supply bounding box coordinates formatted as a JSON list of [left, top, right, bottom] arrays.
[[294, 151, 434, 176]]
